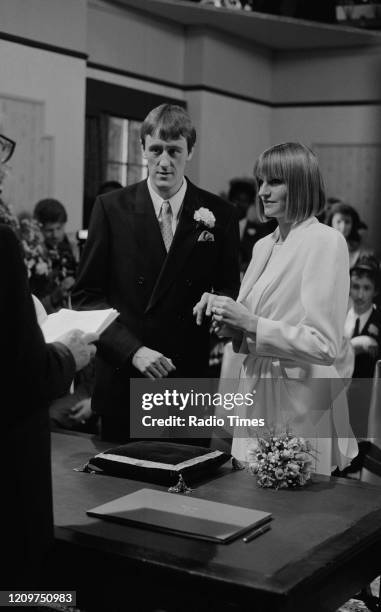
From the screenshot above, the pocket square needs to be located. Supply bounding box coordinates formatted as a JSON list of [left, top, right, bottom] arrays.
[[198, 230, 214, 242]]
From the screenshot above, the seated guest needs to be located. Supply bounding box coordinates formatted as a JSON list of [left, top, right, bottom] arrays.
[[33, 198, 77, 312], [345, 255, 381, 441], [345, 255, 381, 379], [327, 202, 373, 269]]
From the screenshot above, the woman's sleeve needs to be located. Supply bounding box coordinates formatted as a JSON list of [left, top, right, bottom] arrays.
[[255, 231, 350, 365]]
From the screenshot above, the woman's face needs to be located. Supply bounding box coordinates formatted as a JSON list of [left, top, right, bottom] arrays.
[[258, 177, 288, 219], [331, 212, 352, 238]]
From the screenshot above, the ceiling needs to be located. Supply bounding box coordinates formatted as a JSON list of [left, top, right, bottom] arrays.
[[107, 0, 381, 51]]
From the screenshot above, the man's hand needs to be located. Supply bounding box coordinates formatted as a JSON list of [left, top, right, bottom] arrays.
[[193, 292, 217, 326], [57, 330, 98, 371], [351, 335, 379, 358], [51, 276, 76, 308], [132, 346, 176, 379], [69, 398, 93, 425]]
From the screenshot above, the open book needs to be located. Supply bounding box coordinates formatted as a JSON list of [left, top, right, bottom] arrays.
[[41, 308, 119, 343]]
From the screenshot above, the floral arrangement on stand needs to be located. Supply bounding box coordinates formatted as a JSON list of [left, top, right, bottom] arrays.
[[19, 216, 51, 278], [247, 431, 315, 489], [0, 198, 51, 279]]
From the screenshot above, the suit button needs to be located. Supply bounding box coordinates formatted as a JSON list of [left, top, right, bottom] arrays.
[[137, 276, 145, 285]]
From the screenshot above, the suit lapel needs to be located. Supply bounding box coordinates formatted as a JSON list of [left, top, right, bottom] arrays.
[[145, 180, 200, 312]]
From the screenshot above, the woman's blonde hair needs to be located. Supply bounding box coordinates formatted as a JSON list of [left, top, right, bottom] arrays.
[[254, 142, 325, 223]]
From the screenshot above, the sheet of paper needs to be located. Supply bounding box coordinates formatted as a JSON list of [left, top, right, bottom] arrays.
[[41, 308, 119, 342]]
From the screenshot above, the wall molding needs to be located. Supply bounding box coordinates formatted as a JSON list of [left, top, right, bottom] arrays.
[[87, 61, 381, 109], [0, 31, 88, 60]]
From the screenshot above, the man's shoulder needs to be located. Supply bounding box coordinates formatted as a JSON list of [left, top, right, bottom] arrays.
[[98, 180, 145, 210], [0, 223, 20, 254], [369, 307, 381, 327]]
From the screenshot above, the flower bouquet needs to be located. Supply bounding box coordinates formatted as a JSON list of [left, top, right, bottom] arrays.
[[19, 217, 51, 278], [247, 431, 315, 489]]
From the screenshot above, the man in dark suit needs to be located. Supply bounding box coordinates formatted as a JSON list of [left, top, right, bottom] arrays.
[[72, 104, 240, 442], [1, 223, 96, 587]]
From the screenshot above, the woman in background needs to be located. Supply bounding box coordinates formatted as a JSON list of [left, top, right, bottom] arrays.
[[195, 142, 357, 475], [327, 202, 372, 270]]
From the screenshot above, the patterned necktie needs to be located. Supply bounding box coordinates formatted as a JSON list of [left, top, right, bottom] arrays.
[[353, 317, 360, 337], [159, 200, 173, 252]]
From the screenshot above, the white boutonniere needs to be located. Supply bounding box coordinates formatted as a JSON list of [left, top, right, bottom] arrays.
[[194, 207, 216, 229], [369, 324, 379, 336]]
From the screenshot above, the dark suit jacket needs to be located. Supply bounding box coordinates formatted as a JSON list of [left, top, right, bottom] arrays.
[[353, 306, 381, 378], [1, 224, 76, 587], [72, 179, 240, 421]]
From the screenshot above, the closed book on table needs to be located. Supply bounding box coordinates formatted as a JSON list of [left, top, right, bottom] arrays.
[[87, 488, 272, 543]]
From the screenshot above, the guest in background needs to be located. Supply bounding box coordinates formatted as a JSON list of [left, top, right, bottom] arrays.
[[317, 195, 342, 224], [33, 198, 78, 312], [345, 255, 381, 379], [345, 255, 381, 443], [327, 202, 373, 269], [228, 177, 276, 274]]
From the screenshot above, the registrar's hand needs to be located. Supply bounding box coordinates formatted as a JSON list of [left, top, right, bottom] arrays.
[[193, 292, 217, 326], [132, 346, 176, 379], [57, 330, 98, 371], [69, 398, 92, 424]]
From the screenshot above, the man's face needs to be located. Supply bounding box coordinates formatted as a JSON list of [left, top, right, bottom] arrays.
[[142, 133, 193, 198], [350, 274, 377, 315], [42, 222, 65, 247]]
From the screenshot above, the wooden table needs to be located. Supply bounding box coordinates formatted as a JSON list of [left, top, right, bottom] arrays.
[[51, 431, 381, 611]]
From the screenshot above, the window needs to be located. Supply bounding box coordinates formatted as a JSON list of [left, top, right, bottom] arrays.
[[106, 116, 147, 186]]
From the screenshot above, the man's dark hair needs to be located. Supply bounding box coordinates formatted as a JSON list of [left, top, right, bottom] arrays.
[[351, 254, 380, 290], [97, 181, 123, 196], [140, 104, 196, 153], [34, 198, 67, 225], [228, 178, 257, 203], [327, 202, 366, 244]]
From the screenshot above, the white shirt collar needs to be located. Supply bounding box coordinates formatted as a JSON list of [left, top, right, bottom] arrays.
[[147, 177, 187, 221], [345, 304, 374, 337]]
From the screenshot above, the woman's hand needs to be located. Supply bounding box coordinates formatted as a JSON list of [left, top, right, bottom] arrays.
[[211, 320, 242, 340], [211, 296, 258, 334]]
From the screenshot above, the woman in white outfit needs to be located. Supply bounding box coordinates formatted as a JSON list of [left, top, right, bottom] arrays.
[[195, 143, 357, 475]]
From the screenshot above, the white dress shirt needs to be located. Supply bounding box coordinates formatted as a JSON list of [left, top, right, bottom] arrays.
[[344, 305, 373, 338], [147, 177, 187, 234]]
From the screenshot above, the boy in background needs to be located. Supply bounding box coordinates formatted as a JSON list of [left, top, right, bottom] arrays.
[[345, 254, 381, 379]]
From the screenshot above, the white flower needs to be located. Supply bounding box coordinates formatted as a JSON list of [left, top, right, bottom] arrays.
[[35, 261, 49, 276], [194, 207, 216, 229]]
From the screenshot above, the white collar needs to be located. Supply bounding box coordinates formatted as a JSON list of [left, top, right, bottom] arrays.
[[147, 177, 187, 220], [346, 304, 374, 335]]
